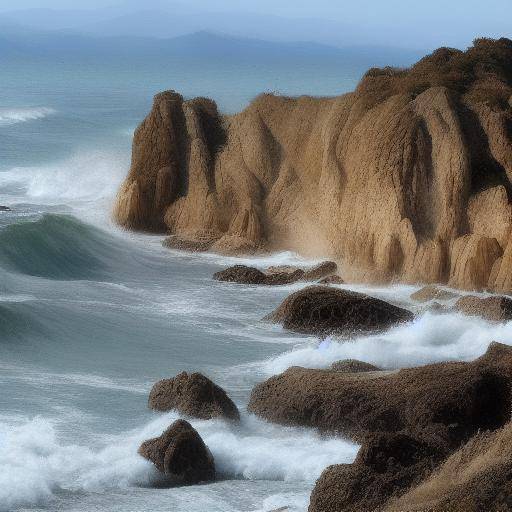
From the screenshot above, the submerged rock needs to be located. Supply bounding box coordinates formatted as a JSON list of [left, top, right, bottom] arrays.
[[0, 205, 11, 211], [454, 295, 512, 321], [265, 285, 413, 335], [163, 234, 217, 252], [331, 359, 381, 373], [138, 419, 215, 485], [410, 285, 458, 302], [148, 372, 240, 421]]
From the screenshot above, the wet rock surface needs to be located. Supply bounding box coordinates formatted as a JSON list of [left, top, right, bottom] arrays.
[[148, 372, 240, 421]]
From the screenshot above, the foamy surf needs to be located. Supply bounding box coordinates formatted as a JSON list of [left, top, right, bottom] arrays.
[[0, 107, 56, 126], [0, 412, 358, 511]]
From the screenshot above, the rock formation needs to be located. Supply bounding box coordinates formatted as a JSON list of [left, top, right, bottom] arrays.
[[138, 419, 215, 485], [265, 285, 413, 335], [248, 342, 512, 444], [148, 372, 240, 421], [454, 294, 512, 321], [213, 264, 304, 285], [247, 342, 512, 511], [318, 275, 345, 285], [115, 38, 512, 293]]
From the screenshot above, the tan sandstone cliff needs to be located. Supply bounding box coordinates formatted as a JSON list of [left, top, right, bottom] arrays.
[[114, 38, 512, 293]]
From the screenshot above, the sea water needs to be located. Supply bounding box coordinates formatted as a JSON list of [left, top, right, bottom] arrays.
[[0, 55, 510, 512]]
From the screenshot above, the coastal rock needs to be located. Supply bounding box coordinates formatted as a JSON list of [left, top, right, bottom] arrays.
[[330, 359, 381, 373], [410, 285, 458, 302], [454, 294, 512, 321], [148, 372, 240, 421], [115, 39, 512, 295], [138, 419, 215, 485], [248, 342, 512, 445], [318, 275, 345, 285], [387, 421, 512, 512], [213, 264, 304, 285], [213, 265, 267, 285], [163, 234, 218, 252], [302, 261, 338, 281], [265, 285, 413, 335], [309, 432, 442, 512], [0, 205, 11, 211]]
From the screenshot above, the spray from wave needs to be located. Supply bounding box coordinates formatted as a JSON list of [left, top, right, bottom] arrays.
[[0, 413, 358, 511], [0, 107, 56, 126]]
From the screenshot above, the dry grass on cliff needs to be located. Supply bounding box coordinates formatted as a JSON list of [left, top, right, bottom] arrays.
[[359, 37, 512, 109]]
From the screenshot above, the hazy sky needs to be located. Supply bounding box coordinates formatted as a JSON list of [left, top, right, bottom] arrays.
[[0, 0, 510, 49]]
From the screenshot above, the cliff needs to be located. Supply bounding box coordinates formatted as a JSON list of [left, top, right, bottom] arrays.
[[114, 38, 512, 293]]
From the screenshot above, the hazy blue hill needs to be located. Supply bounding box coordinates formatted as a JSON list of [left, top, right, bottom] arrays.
[[0, 27, 423, 67]]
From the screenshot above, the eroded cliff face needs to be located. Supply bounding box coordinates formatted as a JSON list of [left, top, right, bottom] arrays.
[[114, 38, 512, 293]]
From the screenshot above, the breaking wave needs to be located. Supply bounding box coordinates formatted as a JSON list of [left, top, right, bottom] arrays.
[[0, 107, 55, 126]]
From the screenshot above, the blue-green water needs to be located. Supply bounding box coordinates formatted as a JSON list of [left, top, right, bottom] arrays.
[[0, 55, 508, 512]]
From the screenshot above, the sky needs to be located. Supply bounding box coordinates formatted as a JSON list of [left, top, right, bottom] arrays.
[[0, 0, 510, 49]]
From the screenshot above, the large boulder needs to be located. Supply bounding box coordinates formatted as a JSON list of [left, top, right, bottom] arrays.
[[148, 372, 240, 421], [138, 419, 215, 485], [0, 205, 11, 211], [330, 359, 381, 373], [454, 294, 512, 321], [265, 285, 413, 335]]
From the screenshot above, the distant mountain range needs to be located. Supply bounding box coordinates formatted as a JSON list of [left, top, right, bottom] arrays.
[[0, 27, 423, 68]]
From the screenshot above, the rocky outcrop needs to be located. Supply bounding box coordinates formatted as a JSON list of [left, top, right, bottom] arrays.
[[0, 205, 11, 211], [248, 342, 512, 444], [330, 359, 381, 373], [249, 342, 512, 511], [302, 261, 338, 280], [148, 372, 240, 421], [454, 294, 512, 321], [410, 285, 458, 302], [138, 419, 215, 485], [265, 285, 413, 335], [115, 39, 512, 294]]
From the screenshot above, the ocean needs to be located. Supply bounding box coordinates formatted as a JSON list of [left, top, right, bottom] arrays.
[[0, 54, 509, 512]]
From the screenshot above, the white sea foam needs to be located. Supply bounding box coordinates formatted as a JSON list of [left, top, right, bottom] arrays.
[[262, 311, 512, 374], [0, 412, 358, 511], [0, 150, 127, 204], [0, 107, 56, 126]]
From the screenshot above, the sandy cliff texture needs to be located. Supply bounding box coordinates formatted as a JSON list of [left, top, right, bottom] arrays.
[[114, 38, 512, 292]]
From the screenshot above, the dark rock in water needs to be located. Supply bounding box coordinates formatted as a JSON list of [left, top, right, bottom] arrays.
[[303, 261, 338, 281], [265, 285, 413, 335], [454, 295, 512, 321], [213, 265, 304, 285], [318, 274, 345, 285], [214, 265, 267, 285], [0, 205, 11, 211], [331, 359, 381, 373], [138, 419, 215, 485], [410, 285, 458, 302], [163, 234, 217, 252], [148, 372, 240, 421], [255, 342, 512, 511]]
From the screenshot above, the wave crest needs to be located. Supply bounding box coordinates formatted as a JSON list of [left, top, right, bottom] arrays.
[[0, 107, 55, 126]]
